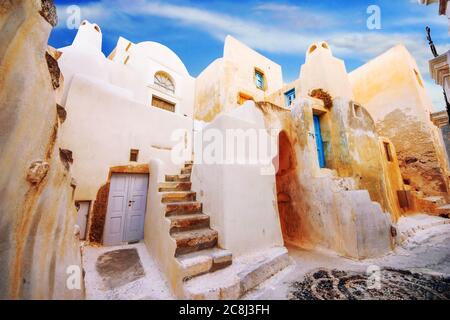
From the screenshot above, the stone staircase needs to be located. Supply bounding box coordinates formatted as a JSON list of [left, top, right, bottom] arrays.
[[159, 161, 232, 280]]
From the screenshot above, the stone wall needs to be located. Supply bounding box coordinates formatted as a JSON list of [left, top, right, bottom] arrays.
[[350, 45, 450, 200], [193, 100, 394, 260], [0, 0, 83, 299], [257, 100, 395, 259], [194, 36, 284, 122]]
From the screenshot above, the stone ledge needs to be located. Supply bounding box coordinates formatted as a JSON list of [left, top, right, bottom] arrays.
[[183, 246, 291, 300], [429, 51, 449, 86]]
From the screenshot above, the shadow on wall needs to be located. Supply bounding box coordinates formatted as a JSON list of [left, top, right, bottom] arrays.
[[88, 183, 110, 244], [276, 131, 312, 246], [276, 131, 302, 244]]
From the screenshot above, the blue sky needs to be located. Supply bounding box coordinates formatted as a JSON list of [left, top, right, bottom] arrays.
[[49, 0, 450, 111]]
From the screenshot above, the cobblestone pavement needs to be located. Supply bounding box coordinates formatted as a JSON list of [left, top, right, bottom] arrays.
[[244, 219, 450, 300], [289, 268, 450, 300]]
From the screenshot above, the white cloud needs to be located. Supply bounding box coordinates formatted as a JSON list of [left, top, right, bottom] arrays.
[[124, 1, 316, 54], [54, 0, 448, 110], [426, 80, 447, 111], [252, 2, 340, 29], [54, 0, 443, 66]]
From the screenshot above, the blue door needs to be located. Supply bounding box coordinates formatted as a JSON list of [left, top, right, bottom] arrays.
[[313, 115, 326, 168]]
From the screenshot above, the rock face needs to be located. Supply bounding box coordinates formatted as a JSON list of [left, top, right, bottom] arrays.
[[0, 0, 83, 299], [377, 109, 449, 196], [349, 45, 450, 200]]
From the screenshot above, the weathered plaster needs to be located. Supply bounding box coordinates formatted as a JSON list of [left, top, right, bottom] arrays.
[[0, 0, 82, 299], [350, 45, 450, 200], [194, 36, 283, 122]]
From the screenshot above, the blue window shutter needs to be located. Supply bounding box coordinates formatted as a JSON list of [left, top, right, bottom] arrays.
[[284, 89, 296, 107], [255, 70, 264, 89]]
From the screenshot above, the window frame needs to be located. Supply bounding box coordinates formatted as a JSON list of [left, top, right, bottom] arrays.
[[154, 71, 175, 94], [130, 149, 139, 162], [353, 103, 363, 118], [413, 69, 424, 88], [151, 95, 176, 113], [383, 142, 393, 162], [254, 68, 266, 91], [238, 92, 254, 105], [284, 88, 296, 107]]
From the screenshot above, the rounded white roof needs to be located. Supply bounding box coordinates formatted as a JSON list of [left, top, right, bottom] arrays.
[[134, 41, 189, 76]]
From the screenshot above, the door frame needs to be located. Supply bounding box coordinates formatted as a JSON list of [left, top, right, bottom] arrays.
[[101, 164, 150, 246], [103, 172, 149, 246], [313, 114, 326, 168], [75, 200, 91, 241]]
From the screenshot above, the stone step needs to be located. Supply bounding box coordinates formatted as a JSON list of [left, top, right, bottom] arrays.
[[184, 163, 193, 170], [161, 191, 196, 203], [436, 204, 450, 218], [185, 160, 194, 165], [422, 196, 447, 207], [172, 228, 218, 256], [165, 174, 191, 182], [178, 248, 233, 281], [165, 202, 202, 216], [181, 168, 192, 175], [158, 182, 192, 192], [183, 247, 290, 300], [169, 214, 210, 233]]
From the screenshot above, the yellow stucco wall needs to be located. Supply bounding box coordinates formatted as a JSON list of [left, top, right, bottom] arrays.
[[194, 36, 283, 122], [349, 45, 450, 199]]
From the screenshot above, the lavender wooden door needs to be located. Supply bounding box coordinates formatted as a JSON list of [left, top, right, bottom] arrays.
[[103, 174, 148, 246]]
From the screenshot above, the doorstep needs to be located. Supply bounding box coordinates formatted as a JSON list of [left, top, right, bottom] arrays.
[[183, 246, 291, 300]]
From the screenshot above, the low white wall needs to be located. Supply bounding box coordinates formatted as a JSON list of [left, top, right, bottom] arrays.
[[192, 103, 284, 256], [144, 159, 181, 296]]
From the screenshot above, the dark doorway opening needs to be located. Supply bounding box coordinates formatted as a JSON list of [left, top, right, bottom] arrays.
[[276, 131, 301, 244]]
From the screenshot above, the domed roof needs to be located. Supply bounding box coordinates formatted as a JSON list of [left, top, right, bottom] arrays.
[[134, 41, 189, 75]]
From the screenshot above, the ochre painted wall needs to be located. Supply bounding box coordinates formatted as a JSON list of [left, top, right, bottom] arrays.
[[350, 45, 450, 199]]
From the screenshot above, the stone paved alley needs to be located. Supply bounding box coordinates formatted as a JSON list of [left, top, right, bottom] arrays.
[[82, 214, 450, 300], [244, 214, 450, 300]]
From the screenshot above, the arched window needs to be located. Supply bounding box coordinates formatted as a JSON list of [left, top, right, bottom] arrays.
[[154, 71, 175, 94]]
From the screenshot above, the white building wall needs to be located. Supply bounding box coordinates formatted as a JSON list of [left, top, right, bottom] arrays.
[[58, 21, 195, 118], [57, 21, 195, 201], [191, 102, 284, 256], [300, 41, 354, 100]]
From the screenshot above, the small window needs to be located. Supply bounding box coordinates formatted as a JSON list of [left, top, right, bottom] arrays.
[[284, 89, 296, 107], [154, 71, 175, 94], [238, 92, 254, 105], [94, 25, 100, 33], [309, 45, 317, 54], [353, 104, 363, 117], [384, 142, 393, 162], [255, 69, 265, 90], [124, 56, 130, 65], [152, 95, 176, 112], [130, 149, 139, 162], [125, 42, 132, 52], [413, 69, 424, 88]]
